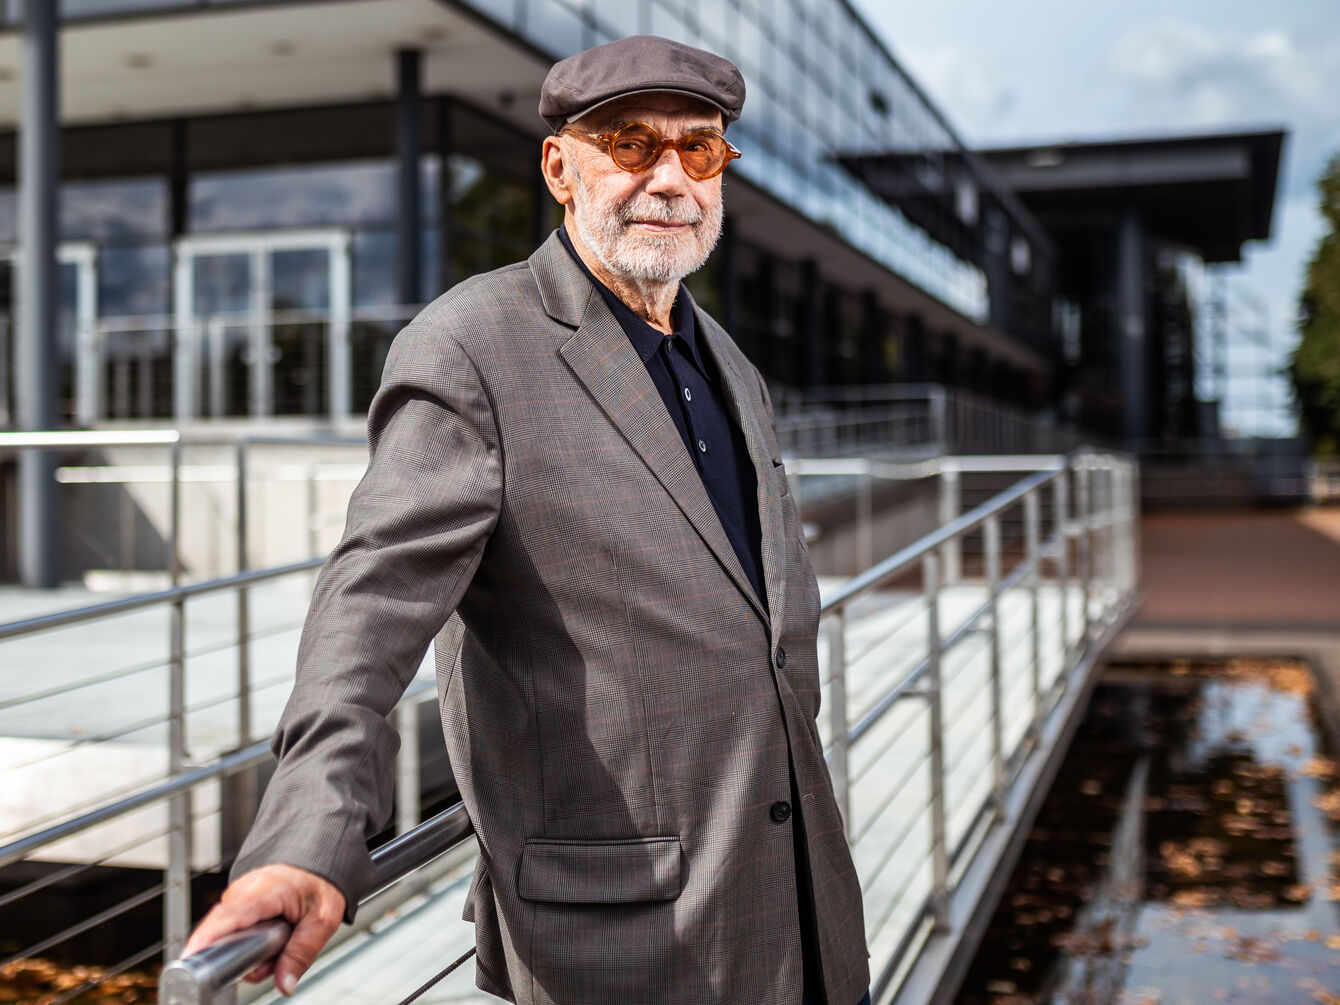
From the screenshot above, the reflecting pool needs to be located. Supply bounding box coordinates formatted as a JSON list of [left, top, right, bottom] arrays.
[[958, 660, 1340, 1005]]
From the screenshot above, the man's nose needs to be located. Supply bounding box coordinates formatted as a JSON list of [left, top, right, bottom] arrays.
[[642, 147, 691, 195]]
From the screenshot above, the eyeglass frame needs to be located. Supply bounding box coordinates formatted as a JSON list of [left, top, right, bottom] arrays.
[[559, 121, 742, 181]]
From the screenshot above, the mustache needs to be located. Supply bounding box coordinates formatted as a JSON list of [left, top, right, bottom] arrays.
[[616, 197, 703, 227]]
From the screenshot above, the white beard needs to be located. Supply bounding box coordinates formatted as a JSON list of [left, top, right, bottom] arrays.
[[571, 169, 724, 285]]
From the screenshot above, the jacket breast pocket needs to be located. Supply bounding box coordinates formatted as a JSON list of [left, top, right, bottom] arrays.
[[517, 836, 682, 904]]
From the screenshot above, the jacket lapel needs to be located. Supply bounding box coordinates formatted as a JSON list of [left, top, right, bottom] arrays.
[[693, 306, 788, 639], [530, 235, 769, 625]]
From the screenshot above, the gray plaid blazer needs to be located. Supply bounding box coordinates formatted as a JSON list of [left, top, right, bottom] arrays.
[[232, 232, 870, 1005]]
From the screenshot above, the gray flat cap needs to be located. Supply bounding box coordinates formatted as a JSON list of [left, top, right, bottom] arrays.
[[539, 35, 745, 132]]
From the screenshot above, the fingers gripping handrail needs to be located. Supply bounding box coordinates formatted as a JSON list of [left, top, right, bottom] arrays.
[[159, 802, 476, 1005]]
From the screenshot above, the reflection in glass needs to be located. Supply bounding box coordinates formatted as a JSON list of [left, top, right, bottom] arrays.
[[271, 249, 330, 416], [191, 253, 252, 417], [191, 161, 400, 232]]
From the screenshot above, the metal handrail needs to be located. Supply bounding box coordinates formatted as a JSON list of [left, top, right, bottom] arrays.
[[0, 556, 326, 641], [818, 463, 1064, 616], [806, 448, 1138, 1002], [149, 451, 1135, 1005], [0, 429, 182, 448], [158, 802, 476, 1005], [0, 741, 270, 872], [0, 676, 434, 869], [1, 448, 1135, 1003]]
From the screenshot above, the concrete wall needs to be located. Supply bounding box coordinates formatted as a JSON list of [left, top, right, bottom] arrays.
[[1, 443, 371, 587]]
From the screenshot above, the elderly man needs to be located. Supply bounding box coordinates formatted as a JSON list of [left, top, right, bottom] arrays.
[[185, 34, 871, 1005]]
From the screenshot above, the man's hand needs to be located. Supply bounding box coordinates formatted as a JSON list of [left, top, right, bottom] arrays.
[[182, 864, 346, 997]]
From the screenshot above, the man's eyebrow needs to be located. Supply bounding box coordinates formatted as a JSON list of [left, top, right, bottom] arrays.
[[601, 117, 724, 135]]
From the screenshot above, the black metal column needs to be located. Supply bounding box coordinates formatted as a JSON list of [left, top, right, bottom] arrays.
[[940, 334, 959, 388], [904, 314, 925, 383], [861, 290, 884, 384], [17, 0, 61, 588], [396, 49, 423, 307], [719, 217, 741, 354], [437, 96, 454, 294], [532, 161, 550, 251], [756, 253, 777, 382], [801, 258, 824, 389], [1116, 204, 1147, 447], [167, 119, 189, 239]]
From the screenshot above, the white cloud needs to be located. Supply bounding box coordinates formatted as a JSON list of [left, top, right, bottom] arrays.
[[900, 43, 1017, 137], [1107, 19, 1337, 131]]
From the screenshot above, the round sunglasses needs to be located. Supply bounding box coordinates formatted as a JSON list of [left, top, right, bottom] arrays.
[[561, 121, 742, 181]]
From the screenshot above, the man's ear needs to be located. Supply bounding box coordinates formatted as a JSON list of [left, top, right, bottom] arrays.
[[541, 136, 575, 209]]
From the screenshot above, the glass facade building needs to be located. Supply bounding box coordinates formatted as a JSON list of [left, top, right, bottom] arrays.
[[0, 0, 1059, 428]]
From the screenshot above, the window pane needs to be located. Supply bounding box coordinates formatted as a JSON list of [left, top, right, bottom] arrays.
[[62, 178, 167, 242], [190, 161, 396, 232]]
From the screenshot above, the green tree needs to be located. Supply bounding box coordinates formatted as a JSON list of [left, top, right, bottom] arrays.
[[1289, 152, 1340, 455]]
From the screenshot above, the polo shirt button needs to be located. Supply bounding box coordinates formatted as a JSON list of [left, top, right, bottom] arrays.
[[697, 439, 708, 453], [775, 645, 787, 668], [770, 800, 791, 824], [683, 387, 692, 402]]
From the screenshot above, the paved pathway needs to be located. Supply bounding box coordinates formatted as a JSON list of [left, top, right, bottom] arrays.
[[1137, 508, 1340, 627]]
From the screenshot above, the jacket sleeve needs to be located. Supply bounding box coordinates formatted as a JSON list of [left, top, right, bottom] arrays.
[[230, 318, 503, 919]]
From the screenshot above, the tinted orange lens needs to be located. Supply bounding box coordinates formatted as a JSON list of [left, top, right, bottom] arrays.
[[610, 123, 660, 171], [607, 123, 729, 179], [678, 131, 727, 178]]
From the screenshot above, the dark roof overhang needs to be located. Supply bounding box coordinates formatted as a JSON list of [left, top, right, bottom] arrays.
[[973, 129, 1286, 263]]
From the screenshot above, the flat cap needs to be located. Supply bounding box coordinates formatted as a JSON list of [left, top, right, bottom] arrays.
[[539, 35, 745, 132]]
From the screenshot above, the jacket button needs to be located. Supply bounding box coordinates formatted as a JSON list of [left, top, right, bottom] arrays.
[[775, 646, 787, 668], [770, 800, 792, 824]]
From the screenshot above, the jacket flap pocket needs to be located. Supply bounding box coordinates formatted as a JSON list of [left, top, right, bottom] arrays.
[[518, 836, 682, 904]]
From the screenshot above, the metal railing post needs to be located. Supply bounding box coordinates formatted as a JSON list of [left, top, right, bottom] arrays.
[[235, 440, 251, 747], [1024, 490, 1043, 737], [1120, 463, 1130, 597], [1129, 460, 1143, 601], [930, 386, 947, 455], [984, 515, 1005, 818], [1054, 467, 1071, 660], [939, 461, 961, 585], [857, 468, 873, 575], [1104, 463, 1117, 603], [395, 698, 421, 837], [826, 609, 851, 837], [306, 463, 319, 558], [924, 553, 950, 930], [328, 232, 353, 423], [165, 439, 192, 963], [1078, 459, 1093, 649]]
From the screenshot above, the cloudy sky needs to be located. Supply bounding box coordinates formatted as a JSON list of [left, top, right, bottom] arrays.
[[851, 0, 1340, 434]]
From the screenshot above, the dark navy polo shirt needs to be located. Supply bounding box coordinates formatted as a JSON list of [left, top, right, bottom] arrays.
[[557, 227, 766, 610]]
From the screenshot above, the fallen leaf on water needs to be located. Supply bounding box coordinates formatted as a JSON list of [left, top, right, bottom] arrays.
[[1226, 935, 1284, 964], [1285, 883, 1314, 902], [1303, 757, 1339, 779]]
